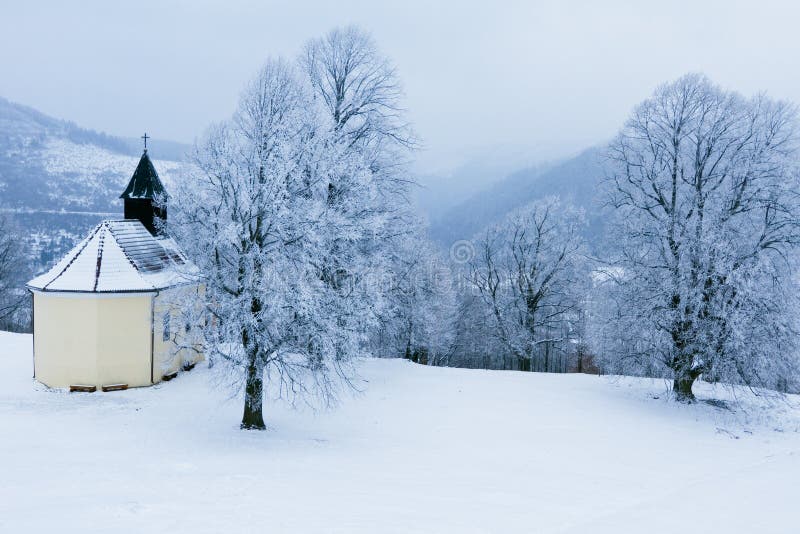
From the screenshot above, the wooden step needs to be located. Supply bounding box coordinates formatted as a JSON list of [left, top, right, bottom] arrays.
[[101, 383, 128, 392], [69, 384, 97, 393]]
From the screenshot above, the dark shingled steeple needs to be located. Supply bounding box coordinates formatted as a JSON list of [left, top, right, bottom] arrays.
[[120, 149, 168, 235], [120, 150, 167, 200]]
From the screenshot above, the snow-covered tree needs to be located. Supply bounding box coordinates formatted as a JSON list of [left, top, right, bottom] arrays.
[[300, 26, 415, 166], [171, 27, 416, 430], [373, 230, 457, 366], [447, 292, 504, 369], [0, 215, 31, 332], [465, 198, 587, 370], [598, 73, 800, 400], [300, 26, 417, 310], [302, 26, 424, 363]]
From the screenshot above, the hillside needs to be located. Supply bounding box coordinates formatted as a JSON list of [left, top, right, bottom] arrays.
[[1, 331, 798, 533], [412, 145, 547, 217], [0, 97, 189, 271], [428, 147, 605, 247], [0, 96, 612, 271]]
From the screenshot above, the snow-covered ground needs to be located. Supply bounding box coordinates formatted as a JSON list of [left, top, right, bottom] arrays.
[[1, 331, 799, 533]]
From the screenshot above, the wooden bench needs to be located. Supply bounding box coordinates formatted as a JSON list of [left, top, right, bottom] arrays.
[[69, 384, 97, 393]]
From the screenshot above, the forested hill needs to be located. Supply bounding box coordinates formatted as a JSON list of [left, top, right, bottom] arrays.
[[0, 93, 610, 271], [0, 96, 189, 272], [427, 147, 606, 247]]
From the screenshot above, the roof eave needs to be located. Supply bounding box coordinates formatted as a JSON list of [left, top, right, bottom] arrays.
[[27, 279, 200, 295]]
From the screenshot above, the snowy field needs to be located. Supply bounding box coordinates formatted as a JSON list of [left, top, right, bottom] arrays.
[[1, 331, 799, 533]]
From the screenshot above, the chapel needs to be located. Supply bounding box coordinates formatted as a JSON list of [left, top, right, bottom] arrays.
[[26, 143, 203, 390]]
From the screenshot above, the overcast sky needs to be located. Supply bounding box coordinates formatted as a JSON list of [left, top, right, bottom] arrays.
[[2, 0, 799, 172]]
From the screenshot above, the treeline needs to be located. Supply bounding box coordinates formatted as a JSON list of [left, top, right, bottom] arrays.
[[373, 74, 800, 402], [0, 215, 31, 332]]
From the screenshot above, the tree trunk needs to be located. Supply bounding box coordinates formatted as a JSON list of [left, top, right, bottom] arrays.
[[241, 360, 266, 430], [673, 376, 696, 402]]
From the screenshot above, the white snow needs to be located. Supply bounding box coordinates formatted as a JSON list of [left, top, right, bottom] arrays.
[[1, 331, 799, 533], [43, 138, 182, 186], [37, 138, 184, 210]]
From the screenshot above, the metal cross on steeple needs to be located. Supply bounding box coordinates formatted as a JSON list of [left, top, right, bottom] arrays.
[[141, 132, 149, 152]]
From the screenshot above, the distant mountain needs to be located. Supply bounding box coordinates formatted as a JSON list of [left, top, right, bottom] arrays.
[[412, 145, 546, 218], [0, 97, 190, 272], [0, 95, 609, 274], [427, 147, 606, 249]]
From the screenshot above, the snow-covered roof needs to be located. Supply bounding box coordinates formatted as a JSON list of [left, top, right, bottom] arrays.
[[27, 220, 199, 293]]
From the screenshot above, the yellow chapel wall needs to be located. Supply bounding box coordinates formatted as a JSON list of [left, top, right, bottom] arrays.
[[95, 294, 153, 387], [33, 292, 100, 387], [33, 291, 153, 388]]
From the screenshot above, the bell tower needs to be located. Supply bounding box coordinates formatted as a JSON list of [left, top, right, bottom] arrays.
[[120, 133, 168, 235]]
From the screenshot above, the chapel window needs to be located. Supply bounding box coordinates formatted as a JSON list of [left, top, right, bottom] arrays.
[[163, 312, 171, 342]]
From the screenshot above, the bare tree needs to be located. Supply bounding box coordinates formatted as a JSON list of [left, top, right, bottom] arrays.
[[0, 215, 31, 332], [466, 198, 586, 369], [300, 26, 414, 158], [599, 73, 800, 400]]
